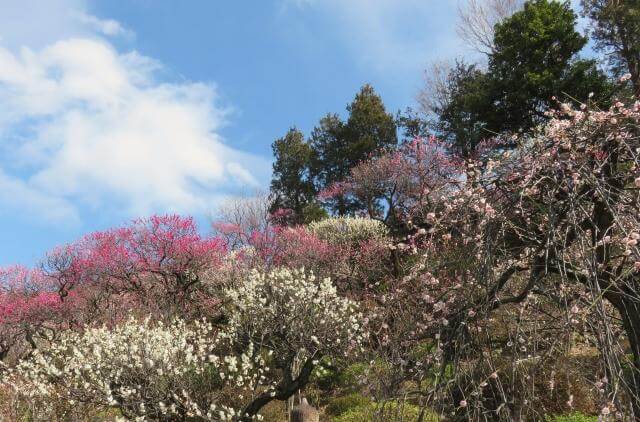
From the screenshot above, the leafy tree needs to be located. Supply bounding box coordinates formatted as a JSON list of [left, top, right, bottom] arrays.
[[269, 85, 397, 218], [344, 84, 398, 163], [300, 201, 329, 223], [489, 0, 610, 132], [582, 0, 640, 95], [309, 113, 350, 215], [270, 128, 318, 223], [310, 84, 397, 215], [427, 0, 611, 155], [426, 60, 494, 157]]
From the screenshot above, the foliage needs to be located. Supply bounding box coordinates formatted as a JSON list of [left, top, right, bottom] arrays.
[[489, 0, 608, 132], [324, 393, 372, 417], [270, 128, 318, 224], [581, 0, 640, 95], [343, 84, 398, 163], [269, 84, 397, 219], [310, 85, 398, 216], [546, 413, 598, 422], [426, 60, 494, 157], [427, 0, 611, 156], [330, 399, 437, 422]]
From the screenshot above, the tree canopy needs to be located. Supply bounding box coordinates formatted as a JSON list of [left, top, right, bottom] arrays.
[[582, 0, 640, 95], [270, 84, 397, 219], [427, 0, 611, 156]]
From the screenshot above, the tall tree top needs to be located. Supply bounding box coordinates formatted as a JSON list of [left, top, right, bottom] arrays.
[[491, 0, 586, 80], [270, 127, 316, 222], [487, 0, 604, 132], [346, 84, 397, 153], [581, 0, 640, 95]]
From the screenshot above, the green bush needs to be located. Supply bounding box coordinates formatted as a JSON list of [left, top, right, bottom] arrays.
[[337, 362, 368, 388], [325, 393, 372, 417], [330, 399, 439, 422], [546, 412, 598, 422]]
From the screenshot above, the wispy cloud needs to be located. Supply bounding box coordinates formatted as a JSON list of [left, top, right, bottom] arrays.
[[0, 0, 270, 223], [0, 0, 129, 49], [73, 11, 134, 38], [281, 0, 463, 75], [0, 168, 79, 224]]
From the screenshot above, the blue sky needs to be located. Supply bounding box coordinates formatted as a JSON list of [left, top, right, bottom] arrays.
[[0, 0, 466, 266]]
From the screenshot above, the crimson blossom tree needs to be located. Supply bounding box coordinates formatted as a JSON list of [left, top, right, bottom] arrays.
[[0, 266, 74, 362], [0, 215, 228, 363], [42, 215, 227, 320]]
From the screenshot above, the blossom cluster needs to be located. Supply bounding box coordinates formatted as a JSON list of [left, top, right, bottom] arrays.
[[225, 268, 365, 362], [1, 264, 367, 420], [308, 217, 390, 245], [2, 317, 270, 421]]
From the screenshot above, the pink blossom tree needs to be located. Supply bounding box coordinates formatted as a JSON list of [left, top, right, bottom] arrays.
[[0, 266, 75, 361], [332, 98, 640, 417]]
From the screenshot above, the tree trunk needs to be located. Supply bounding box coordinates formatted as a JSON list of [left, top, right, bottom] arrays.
[[239, 357, 317, 421], [610, 294, 640, 418]]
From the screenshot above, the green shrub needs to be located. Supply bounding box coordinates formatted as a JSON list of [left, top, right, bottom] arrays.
[[546, 412, 598, 422], [337, 362, 368, 388], [325, 393, 372, 417], [330, 399, 439, 422]]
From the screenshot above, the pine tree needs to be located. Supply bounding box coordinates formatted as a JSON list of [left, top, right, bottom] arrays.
[[270, 128, 317, 223], [310, 84, 397, 215], [582, 0, 640, 95]]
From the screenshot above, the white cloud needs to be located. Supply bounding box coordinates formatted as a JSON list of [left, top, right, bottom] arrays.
[[74, 12, 133, 38], [0, 168, 79, 224], [0, 0, 132, 49], [0, 5, 270, 222]]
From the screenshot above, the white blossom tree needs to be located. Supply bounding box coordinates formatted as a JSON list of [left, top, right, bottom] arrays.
[[225, 268, 365, 420], [2, 317, 271, 421]]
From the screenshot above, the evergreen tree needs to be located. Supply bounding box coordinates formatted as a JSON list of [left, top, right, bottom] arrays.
[[310, 84, 397, 215], [429, 61, 494, 157], [429, 0, 611, 155], [344, 84, 398, 165], [309, 113, 348, 200], [270, 128, 317, 223], [489, 0, 610, 132], [582, 0, 640, 95]]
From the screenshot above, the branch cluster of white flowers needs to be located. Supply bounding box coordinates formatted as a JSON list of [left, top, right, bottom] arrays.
[[1, 268, 365, 420], [308, 217, 389, 245], [1, 317, 270, 421], [225, 267, 365, 361]]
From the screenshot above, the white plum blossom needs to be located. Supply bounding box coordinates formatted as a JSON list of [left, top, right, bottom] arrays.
[[308, 217, 389, 245], [1, 317, 270, 421], [226, 268, 365, 361]]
